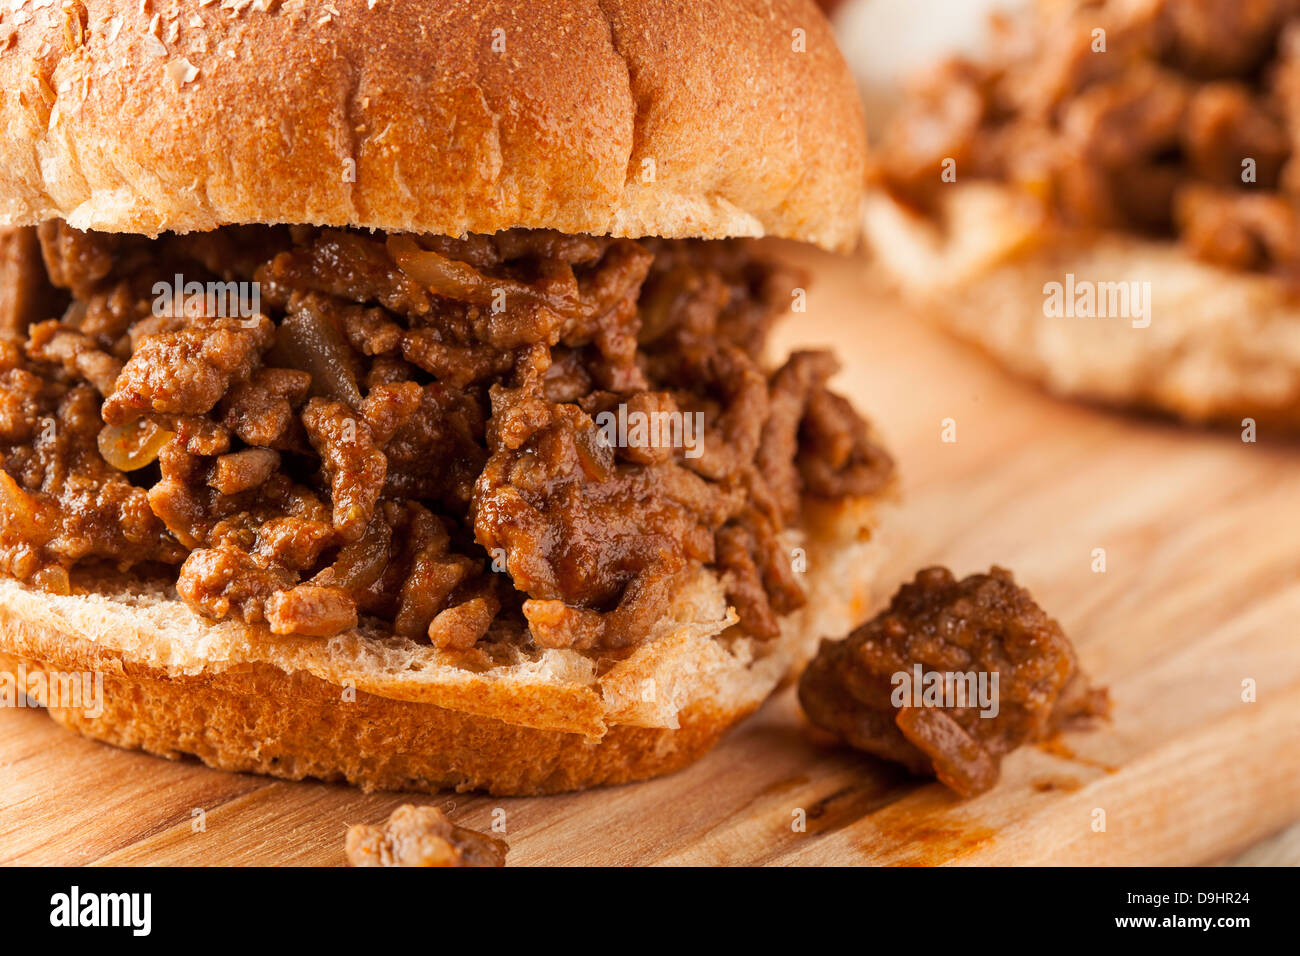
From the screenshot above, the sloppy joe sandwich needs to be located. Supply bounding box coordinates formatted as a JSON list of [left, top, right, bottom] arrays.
[[865, 0, 1300, 428], [0, 0, 895, 794]]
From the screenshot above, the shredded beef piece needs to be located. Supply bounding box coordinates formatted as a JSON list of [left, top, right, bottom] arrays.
[[27, 320, 123, 396], [799, 567, 1109, 797], [266, 584, 358, 637], [638, 238, 793, 359], [340, 302, 403, 356], [360, 381, 423, 446], [220, 367, 311, 449], [0, 367, 49, 444], [1057, 64, 1192, 232], [490, 229, 607, 265], [651, 343, 768, 482], [762, 351, 847, 521], [345, 805, 508, 868], [301, 397, 386, 542], [401, 325, 515, 388], [1184, 82, 1290, 187], [0, 228, 61, 341], [210, 447, 280, 495], [799, 384, 897, 500], [390, 504, 476, 638], [37, 220, 130, 297], [0, 220, 892, 651], [104, 318, 273, 424], [1158, 0, 1289, 78], [877, 60, 994, 206], [715, 519, 787, 640], [878, 0, 1300, 277], [429, 590, 500, 650], [266, 230, 431, 316], [378, 382, 486, 510], [1176, 183, 1300, 270]]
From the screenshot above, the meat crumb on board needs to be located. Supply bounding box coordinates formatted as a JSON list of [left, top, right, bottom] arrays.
[[345, 805, 507, 867], [799, 567, 1109, 797]]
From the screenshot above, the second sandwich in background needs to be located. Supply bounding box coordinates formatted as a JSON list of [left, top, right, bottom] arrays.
[[864, 0, 1300, 429]]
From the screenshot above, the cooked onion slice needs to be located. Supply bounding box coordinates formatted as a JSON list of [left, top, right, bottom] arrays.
[[97, 420, 174, 472], [276, 309, 363, 410], [31, 564, 71, 596], [387, 235, 582, 317], [314, 516, 391, 592]]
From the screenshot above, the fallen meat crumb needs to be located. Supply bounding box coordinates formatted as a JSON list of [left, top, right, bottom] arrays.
[[345, 804, 508, 867], [798, 566, 1109, 797]]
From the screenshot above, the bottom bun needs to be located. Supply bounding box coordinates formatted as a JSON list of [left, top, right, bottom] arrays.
[[0, 497, 893, 795], [864, 184, 1300, 428]]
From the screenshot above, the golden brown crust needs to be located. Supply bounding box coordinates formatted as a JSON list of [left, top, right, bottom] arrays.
[[4, 646, 751, 795], [0, 0, 866, 250]]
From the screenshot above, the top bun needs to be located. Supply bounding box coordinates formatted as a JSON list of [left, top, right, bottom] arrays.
[[0, 0, 866, 250]]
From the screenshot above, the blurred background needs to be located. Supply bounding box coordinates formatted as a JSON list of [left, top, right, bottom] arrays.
[[828, 0, 1027, 134]]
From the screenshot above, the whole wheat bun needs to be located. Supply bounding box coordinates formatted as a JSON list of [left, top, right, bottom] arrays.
[[0, 498, 893, 795], [863, 184, 1300, 428], [0, 0, 866, 251]]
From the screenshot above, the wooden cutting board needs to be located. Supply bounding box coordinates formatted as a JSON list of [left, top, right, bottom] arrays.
[[2, 243, 1298, 867]]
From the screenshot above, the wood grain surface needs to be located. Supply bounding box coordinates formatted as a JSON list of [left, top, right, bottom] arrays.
[[1, 244, 1296, 866]]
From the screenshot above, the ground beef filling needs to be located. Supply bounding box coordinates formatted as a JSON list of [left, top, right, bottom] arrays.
[[878, 0, 1300, 279], [798, 567, 1108, 797], [0, 222, 893, 652]]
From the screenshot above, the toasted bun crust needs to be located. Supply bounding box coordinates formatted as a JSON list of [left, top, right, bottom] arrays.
[[0, 0, 866, 250], [863, 184, 1300, 428], [0, 498, 894, 795]]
